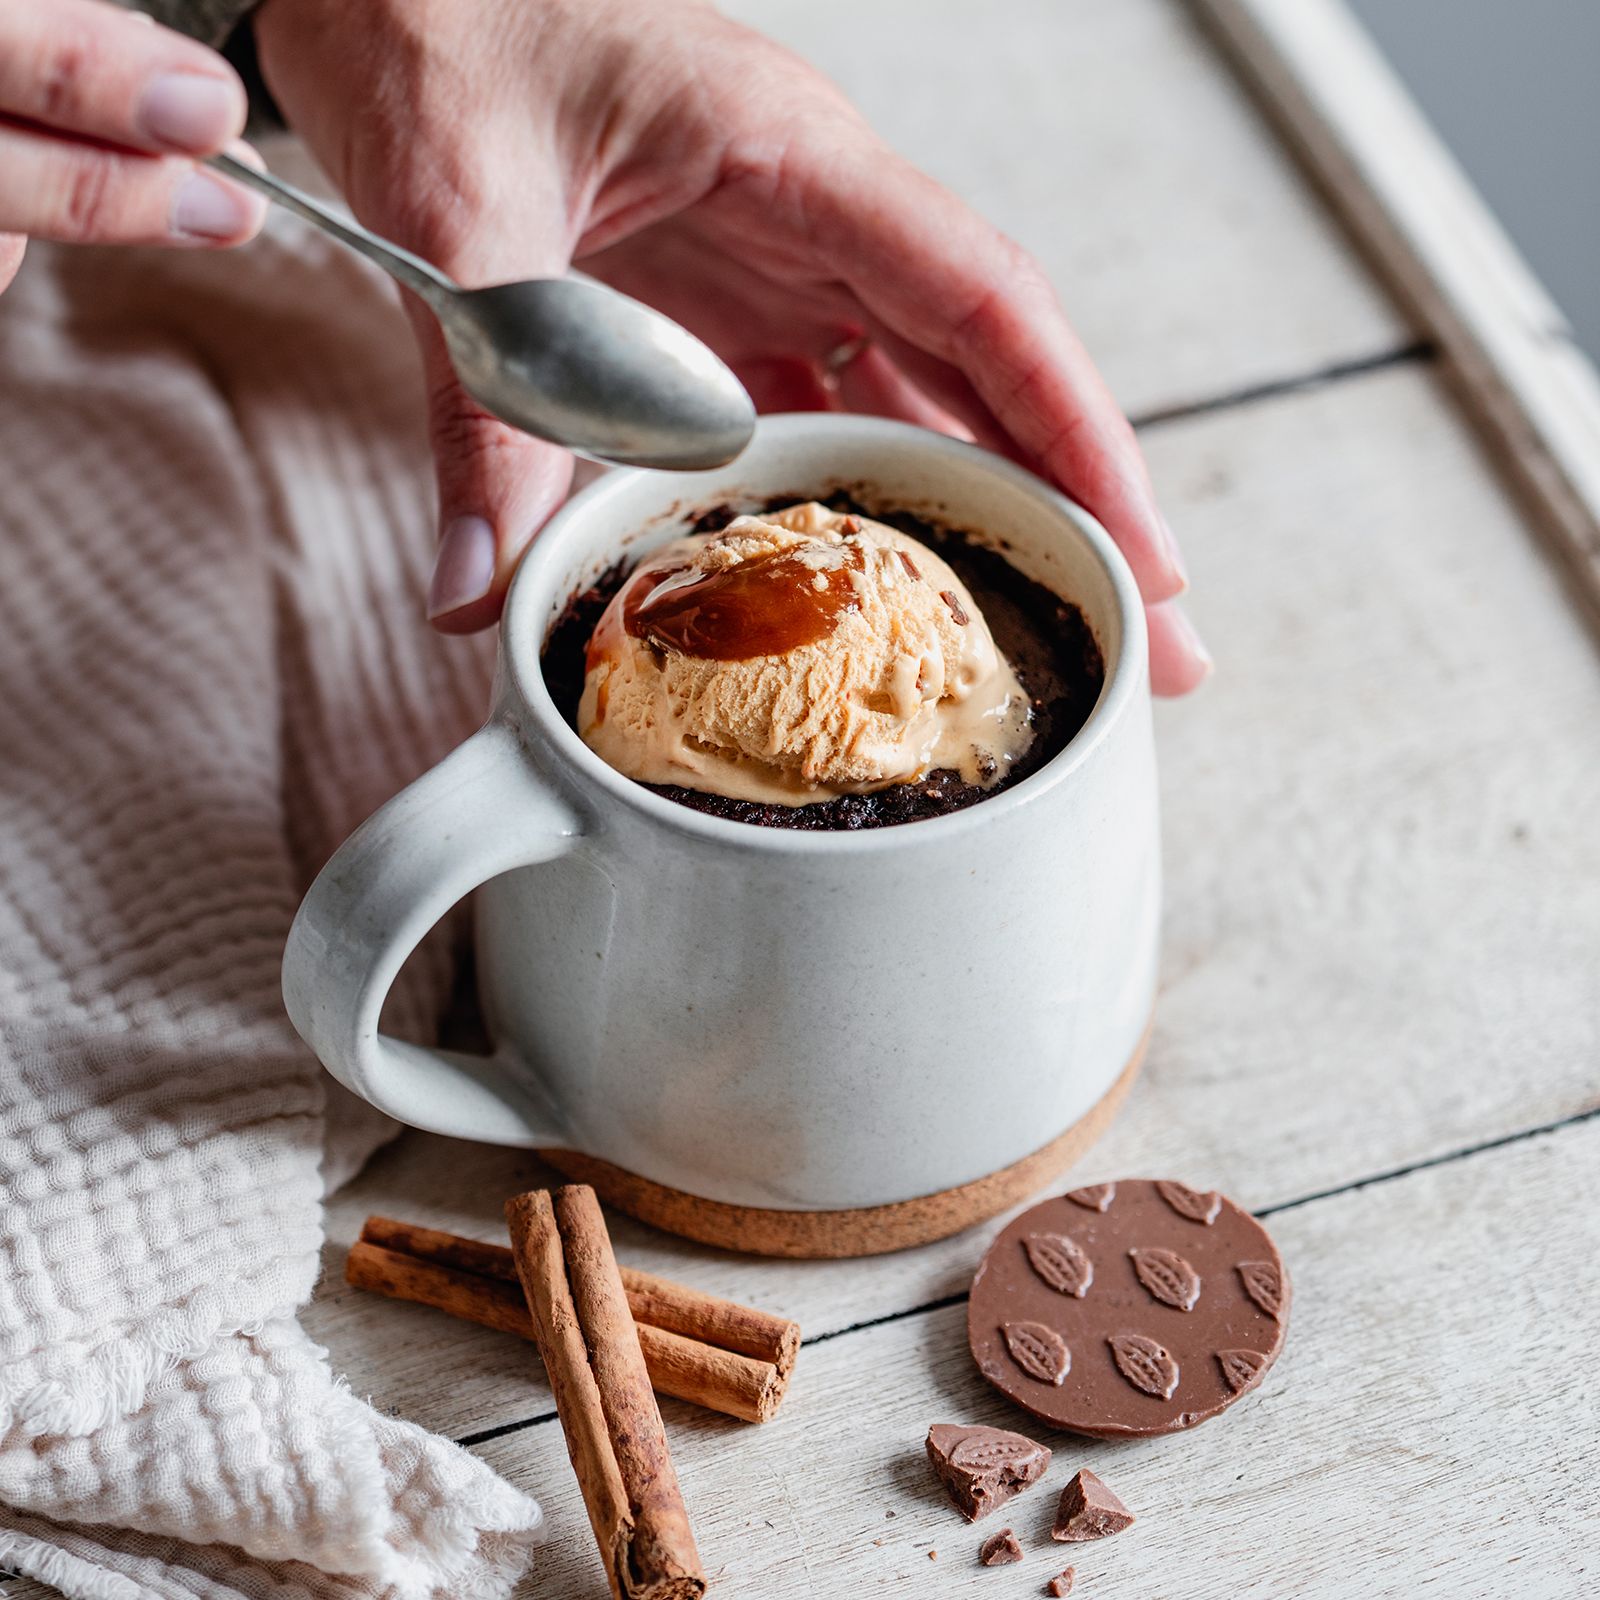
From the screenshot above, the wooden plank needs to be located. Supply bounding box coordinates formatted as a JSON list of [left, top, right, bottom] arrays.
[[717, 0, 1410, 417], [311, 363, 1600, 1440], [1194, 0, 1600, 631], [474, 1115, 1600, 1599]]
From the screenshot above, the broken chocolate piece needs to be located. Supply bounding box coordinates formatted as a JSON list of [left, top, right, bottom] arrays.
[[979, 1529, 1024, 1566], [926, 1423, 1051, 1521], [1051, 1470, 1134, 1543], [1046, 1569, 1077, 1597], [968, 1178, 1290, 1437]]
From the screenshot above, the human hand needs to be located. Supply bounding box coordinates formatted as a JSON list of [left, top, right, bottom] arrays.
[[256, 0, 1208, 692], [0, 0, 265, 295]]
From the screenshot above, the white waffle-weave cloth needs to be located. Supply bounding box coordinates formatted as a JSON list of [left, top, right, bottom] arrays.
[[0, 185, 543, 1598]]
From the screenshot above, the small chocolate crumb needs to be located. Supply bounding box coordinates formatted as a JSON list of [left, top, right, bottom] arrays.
[[1052, 1470, 1134, 1543], [1046, 1567, 1077, 1596], [940, 588, 971, 625], [928, 1549, 938, 1561], [979, 1529, 1023, 1566]]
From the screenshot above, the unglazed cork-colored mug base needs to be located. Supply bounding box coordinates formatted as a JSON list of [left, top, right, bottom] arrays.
[[540, 1019, 1150, 1259]]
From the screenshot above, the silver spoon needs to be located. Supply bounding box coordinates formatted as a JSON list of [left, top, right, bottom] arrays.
[[207, 151, 755, 471]]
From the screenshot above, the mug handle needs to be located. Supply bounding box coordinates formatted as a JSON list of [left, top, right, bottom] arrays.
[[281, 718, 582, 1145]]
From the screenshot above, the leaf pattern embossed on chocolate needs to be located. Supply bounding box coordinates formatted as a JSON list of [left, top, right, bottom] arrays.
[[1002, 1321, 1071, 1385], [1155, 1181, 1221, 1225], [1217, 1349, 1267, 1393], [950, 1434, 1041, 1473], [1108, 1333, 1180, 1399], [1025, 1233, 1094, 1298], [1129, 1247, 1201, 1311], [1065, 1183, 1115, 1212], [1238, 1260, 1284, 1319]]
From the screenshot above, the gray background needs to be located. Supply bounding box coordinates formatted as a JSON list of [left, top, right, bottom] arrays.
[[1348, 0, 1600, 359]]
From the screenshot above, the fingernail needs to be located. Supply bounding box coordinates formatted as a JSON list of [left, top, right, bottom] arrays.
[[1159, 513, 1189, 591], [428, 515, 498, 618], [137, 73, 240, 153], [170, 170, 259, 240]]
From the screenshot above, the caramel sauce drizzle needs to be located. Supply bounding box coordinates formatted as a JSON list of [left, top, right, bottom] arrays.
[[623, 545, 863, 661]]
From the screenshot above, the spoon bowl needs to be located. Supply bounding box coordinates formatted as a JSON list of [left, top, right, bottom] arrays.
[[206, 152, 755, 471], [440, 277, 756, 470]]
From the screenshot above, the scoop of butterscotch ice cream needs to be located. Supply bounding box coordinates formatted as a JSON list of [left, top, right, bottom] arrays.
[[578, 502, 1034, 805]]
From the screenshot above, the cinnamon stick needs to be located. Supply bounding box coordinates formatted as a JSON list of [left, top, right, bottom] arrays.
[[506, 1185, 705, 1600], [348, 1215, 797, 1422], [346, 1238, 787, 1422], [360, 1214, 799, 1375]]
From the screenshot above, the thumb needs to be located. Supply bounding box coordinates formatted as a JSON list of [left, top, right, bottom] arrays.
[[405, 299, 574, 633]]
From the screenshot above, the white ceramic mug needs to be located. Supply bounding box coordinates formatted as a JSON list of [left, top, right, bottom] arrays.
[[282, 416, 1159, 1234]]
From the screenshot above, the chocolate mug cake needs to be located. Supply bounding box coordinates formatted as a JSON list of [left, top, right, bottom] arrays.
[[542, 496, 1105, 829], [283, 413, 1159, 1256]]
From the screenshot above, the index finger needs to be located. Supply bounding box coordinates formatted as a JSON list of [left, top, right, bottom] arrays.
[[811, 143, 1187, 604], [0, 0, 245, 156]]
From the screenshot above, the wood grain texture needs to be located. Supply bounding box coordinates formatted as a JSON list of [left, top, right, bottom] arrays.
[[474, 1118, 1600, 1599], [307, 365, 1600, 1443], [717, 0, 1409, 417], [1196, 0, 1600, 632]]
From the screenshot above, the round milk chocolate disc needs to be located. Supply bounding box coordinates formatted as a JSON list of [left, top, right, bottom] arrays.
[[968, 1179, 1289, 1437]]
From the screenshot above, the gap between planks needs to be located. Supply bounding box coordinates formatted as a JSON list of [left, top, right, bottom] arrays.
[[453, 1098, 1599, 1451], [1128, 340, 1433, 431]]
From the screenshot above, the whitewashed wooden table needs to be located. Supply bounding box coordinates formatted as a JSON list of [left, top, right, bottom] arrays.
[[15, 1, 1599, 1596]]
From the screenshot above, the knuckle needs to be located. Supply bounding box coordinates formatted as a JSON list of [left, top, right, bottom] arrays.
[[35, 22, 101, 125], [427, 378, 542, 496], [427, 380, 497, 456], [55, 154, 119, 240]]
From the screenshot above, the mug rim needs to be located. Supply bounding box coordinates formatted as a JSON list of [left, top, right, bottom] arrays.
[[501, 415, 1148, 854]]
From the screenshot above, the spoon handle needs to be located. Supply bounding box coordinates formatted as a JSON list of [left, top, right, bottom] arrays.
[[206, 151, 455, 302]]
